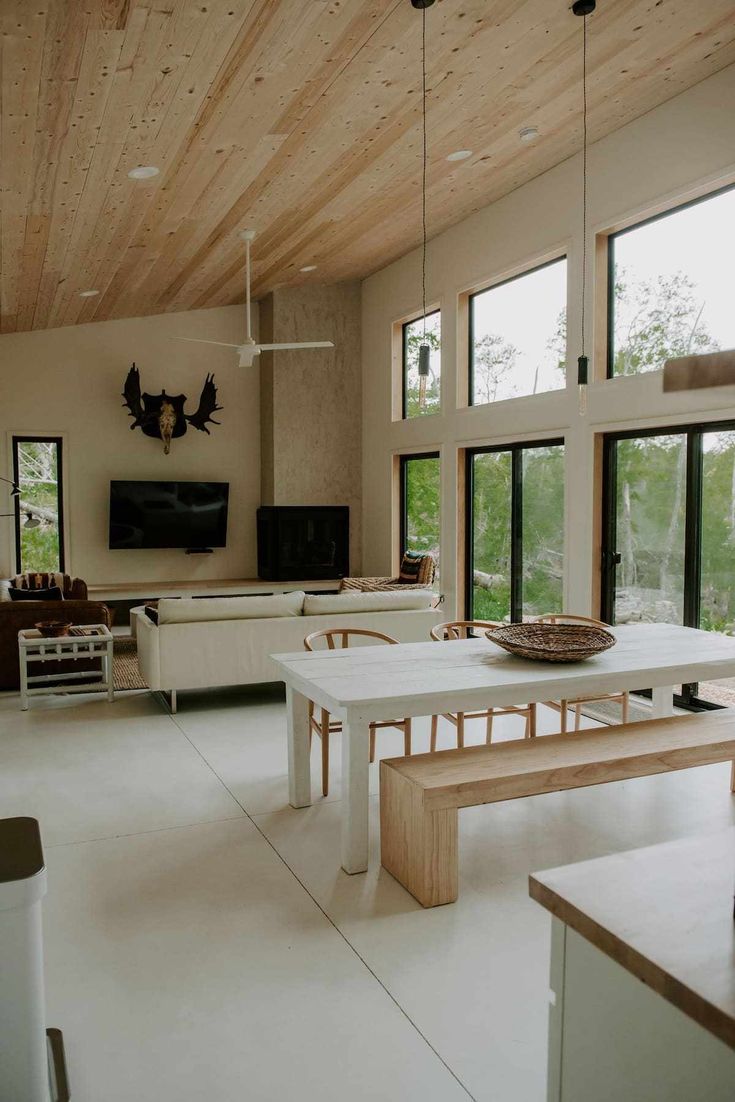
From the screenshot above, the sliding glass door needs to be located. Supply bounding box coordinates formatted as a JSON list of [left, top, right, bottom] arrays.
[[466, 440, 564, 622], [602, 423, 735, 707]]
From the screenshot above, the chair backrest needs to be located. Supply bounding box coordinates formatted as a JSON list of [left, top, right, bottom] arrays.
[[304, 627, 399, 651], [430, 619, 503, 641], [535, 613, 610, 628]]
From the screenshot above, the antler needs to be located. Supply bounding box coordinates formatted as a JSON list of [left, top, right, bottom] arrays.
[[186, 373, 222, 434], [122, 364, 144, 428]]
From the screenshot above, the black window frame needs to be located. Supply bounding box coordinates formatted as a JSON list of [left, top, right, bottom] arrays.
[[600, 420, 735, 710], [12, 435, 66, 575], [399, 450, 441, 564], [606, 181, 735, 379], [401, 308, 441, 420], [465, 437, 564, 622], [467, 254, 568, 407]]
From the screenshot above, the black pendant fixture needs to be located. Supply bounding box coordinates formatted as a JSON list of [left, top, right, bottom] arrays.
[[412, 0, 434, 408], [574, 0, 595, 414]]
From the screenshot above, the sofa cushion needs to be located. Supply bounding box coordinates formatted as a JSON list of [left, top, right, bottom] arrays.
[[8, 585, 63, 602], [303, 590, 435, 616], [157, 592, 306, 625]]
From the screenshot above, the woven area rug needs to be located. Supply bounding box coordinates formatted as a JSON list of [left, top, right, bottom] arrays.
[[112, 636, 147, 691]]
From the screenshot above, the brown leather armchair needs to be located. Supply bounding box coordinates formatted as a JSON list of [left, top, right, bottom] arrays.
[[0, 600, 112, 691]]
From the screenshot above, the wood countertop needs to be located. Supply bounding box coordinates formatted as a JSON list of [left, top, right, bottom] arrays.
[[530, 828, 735, 1050]]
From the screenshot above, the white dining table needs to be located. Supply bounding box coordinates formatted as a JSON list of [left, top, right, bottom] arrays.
[[272, 623, 735, 875]]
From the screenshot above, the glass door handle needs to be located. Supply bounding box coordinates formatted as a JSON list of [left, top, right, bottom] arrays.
[[602, 550, 622, 568]]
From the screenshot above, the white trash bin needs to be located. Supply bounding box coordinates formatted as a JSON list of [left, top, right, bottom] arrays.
[[0, 817, 68, 1101]]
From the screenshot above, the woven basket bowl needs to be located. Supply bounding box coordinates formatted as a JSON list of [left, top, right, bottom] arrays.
[[485, 622, 616, 663], [35, 620, 72, 638]]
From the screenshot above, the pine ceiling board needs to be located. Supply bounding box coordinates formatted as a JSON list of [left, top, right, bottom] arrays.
[[15, 2, 92, 332], [156, 0, 514, 310], [55, 0, 231, 328], [3, 0, 735, 331], [0, 3, 48, 333], [147, 0, 405, 312], [101, 0, 382, 318]]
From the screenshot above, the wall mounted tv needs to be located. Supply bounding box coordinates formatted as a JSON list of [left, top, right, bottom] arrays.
[[109, 481, 229, 550]]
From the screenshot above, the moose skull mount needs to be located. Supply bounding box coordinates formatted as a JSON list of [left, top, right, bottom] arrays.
[[122, 364, 222, 454]]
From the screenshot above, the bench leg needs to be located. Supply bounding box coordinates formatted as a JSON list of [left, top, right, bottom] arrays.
[[380, 762, 458, 907], [731, 760, 735, 794]]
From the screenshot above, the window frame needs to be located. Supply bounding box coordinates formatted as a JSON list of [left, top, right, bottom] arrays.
[[399, 450, 441, 565], [605, 180, 735, 380], [464, 436, 564, 622], [12, 435, 66, 575], [467, 254, 568, 407], [401, 308, 441, 420], [599, 418, 735, 710]]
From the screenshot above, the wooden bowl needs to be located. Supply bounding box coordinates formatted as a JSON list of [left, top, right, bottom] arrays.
[[34, 620, 72, 638], [485, 622, 616, 663]]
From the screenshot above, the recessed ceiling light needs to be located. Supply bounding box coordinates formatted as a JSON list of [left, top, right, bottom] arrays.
[[128, 165, 160, 180], [519, 126, 539, 143], [300, 264, 318, 272], [446, 149, 472, 162], [78, 290, 99, 298]]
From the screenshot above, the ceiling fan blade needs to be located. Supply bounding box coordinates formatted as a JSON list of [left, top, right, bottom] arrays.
[[171, 337, 242, 349], [257, 341, 334, 352]]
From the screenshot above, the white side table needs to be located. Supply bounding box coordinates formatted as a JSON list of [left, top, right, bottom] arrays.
[[18, 625, 114, 710]]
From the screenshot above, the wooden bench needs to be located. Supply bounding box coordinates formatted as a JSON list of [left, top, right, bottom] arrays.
[[379, 711, 735, 908]]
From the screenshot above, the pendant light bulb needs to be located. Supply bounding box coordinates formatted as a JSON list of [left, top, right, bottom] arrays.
[[418, 342, 431, 410]]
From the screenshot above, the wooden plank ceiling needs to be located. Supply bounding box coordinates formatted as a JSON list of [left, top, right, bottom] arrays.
[[2, 0, 734, 333]]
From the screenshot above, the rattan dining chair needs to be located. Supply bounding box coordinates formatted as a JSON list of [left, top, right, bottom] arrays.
[[303, 628, 413, 796], [535, 613, 629, 732], [428, 621, 537, 751]]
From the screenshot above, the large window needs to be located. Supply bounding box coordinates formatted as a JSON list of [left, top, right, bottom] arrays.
[[602, 423, 735, 708], [608, 184, 735, 377], [469, 256, 567, 405], [400, 452, 440, 582], [12, 437, 65, 574], [466, 440, 564, 622], [402, 310, 441, 418]]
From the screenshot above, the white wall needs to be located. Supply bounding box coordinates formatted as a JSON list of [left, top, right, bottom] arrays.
[[361, 64, 735, 617], [0, 305, 259, 584]]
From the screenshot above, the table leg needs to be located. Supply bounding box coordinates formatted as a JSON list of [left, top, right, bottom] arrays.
[[106, 641, 114, 702], [651, 685, 674, 718], [341, 713, 370, 874], [20, 652, 28, 711], [287, 685, 311, 809]]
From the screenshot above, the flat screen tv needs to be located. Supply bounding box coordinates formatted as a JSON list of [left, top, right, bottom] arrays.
[[109, 481, 229, 550]]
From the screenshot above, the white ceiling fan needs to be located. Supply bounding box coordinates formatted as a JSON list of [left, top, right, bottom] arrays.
[[173, 229, 334, 368]]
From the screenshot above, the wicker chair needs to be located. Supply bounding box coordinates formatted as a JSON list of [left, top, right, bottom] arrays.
[[340, 551, 435, 593], [428, 621, 537, 751], [303, 628, 413, 797], [535, 613, 629, 732]]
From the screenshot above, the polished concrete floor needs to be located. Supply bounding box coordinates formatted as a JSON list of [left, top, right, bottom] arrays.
[[1, 685, 733, 1101]]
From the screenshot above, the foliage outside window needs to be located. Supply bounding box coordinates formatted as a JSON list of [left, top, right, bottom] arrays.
[[403, 311, 441, 418], [468, 441, 564, 622], [469, 257, 567, 405], [609, 185, 735, 377], [13, 438, 64, 574], [603, 424, 735, 709], [401, 453, 440, 584]]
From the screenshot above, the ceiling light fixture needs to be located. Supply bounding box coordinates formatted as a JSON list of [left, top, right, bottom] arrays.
[[519, 126, 539, 143], [300, 265, 318, 272], [411, 0, 436, 410], [446, 149, 472, 162], [78, 290, 99, 298], [127, 166, 160, 180], [573, 0, 595, 416]]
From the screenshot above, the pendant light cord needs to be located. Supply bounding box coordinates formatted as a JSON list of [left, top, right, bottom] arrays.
[[421, 2, 427, 339], [580, 11, 588, 359]]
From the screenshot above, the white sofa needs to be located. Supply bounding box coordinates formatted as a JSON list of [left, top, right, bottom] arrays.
[[133, 589, 441, 711]]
